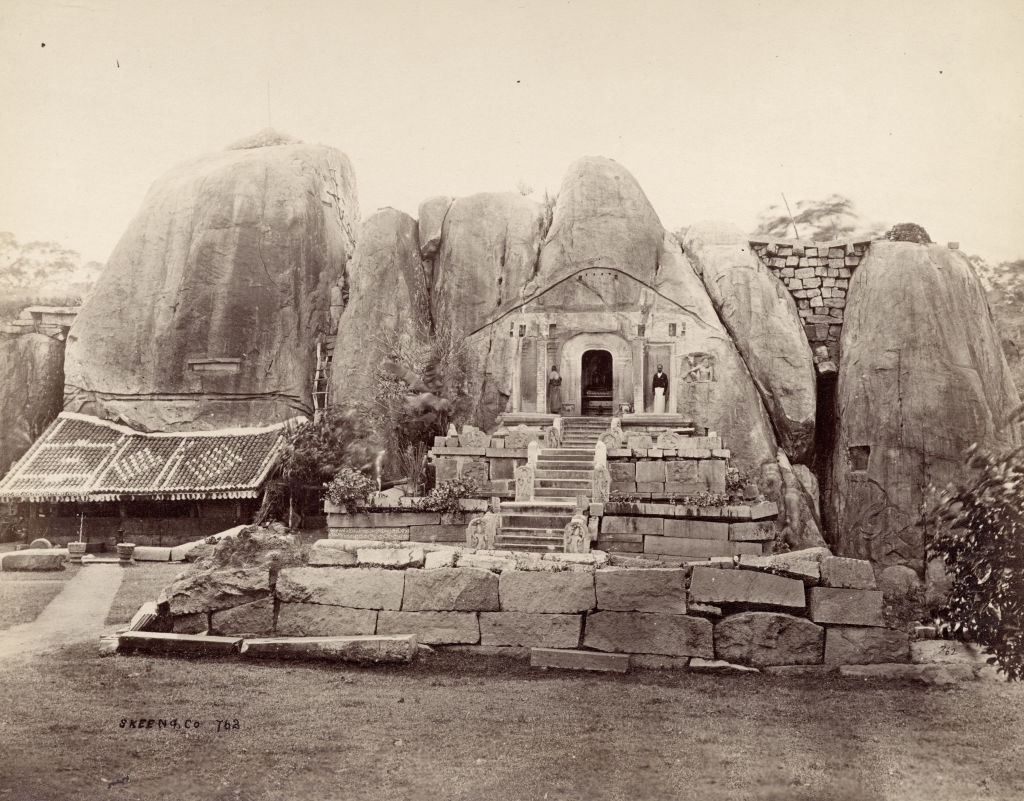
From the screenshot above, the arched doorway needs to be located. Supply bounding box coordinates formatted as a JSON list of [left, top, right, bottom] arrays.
[[581, 350, 613, 416]]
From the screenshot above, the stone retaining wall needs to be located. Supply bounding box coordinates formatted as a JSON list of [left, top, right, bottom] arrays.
[[157, 542, 913, 670]]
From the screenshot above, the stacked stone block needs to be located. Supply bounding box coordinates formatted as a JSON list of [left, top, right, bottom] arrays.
[[749, 238, 869, 366]]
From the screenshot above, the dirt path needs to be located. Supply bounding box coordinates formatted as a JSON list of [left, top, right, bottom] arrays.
[[0, 564, 124, 663]]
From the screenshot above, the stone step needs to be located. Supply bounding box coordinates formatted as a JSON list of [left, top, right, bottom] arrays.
[[496, 531, 565, 546], [533, 489, 581, 500], [540, 448, 595, 457], [535, 462, 594, 473], [501, 500, 577, 513], [534, 469, 592, 480], [536, 478, 592, 489], [501, 514, 575, 529]]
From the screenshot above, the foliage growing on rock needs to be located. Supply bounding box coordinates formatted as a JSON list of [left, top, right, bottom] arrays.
[[922, 409, 1024, 680], [885, 223, 932, 244], [416, 478, 479, 514], [196, 524, 305, 571], [325, 467, 379, 512], [276, 407, 381, 490]]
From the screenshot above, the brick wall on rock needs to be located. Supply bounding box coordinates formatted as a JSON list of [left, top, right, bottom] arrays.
[[749, 238, 869, 367]]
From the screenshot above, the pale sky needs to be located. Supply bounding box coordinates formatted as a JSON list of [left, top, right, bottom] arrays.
[[2, 0, 1023, 265]]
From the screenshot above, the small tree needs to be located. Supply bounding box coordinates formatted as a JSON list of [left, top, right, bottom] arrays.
[[753, 194, 886, 242], [922, 405, 1024, 680]]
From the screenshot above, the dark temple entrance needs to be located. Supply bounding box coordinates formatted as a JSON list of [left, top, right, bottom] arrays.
[[581, 349, 613, 416]]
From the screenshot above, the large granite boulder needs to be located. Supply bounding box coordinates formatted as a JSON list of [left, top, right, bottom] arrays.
[[831, 242, 1021, 572], [64, 136, 357, 431], [331, 209, 431, 408], [417, 195, 452, 261], [684, 221, 816, 460], [0, 333, 64, 475]]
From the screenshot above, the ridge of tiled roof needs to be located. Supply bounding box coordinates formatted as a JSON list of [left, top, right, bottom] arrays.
[[0, 412, 304, 503]]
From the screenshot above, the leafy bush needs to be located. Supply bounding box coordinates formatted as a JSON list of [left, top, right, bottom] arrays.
[[416, 478, 479, 515], [276, 407, 381, 491], [672, 491, 729, 508], [885, 223, 932, 244], [325, 468, 378, 512], [922, 412, 1024, 681]]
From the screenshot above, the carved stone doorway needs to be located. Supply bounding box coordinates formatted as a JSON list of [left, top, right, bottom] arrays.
[[581, 349, 613, 416]]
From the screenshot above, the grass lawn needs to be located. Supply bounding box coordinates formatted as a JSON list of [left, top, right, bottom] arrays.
[[1, 642, 1022, 801], [104, 562, 184, 625], [0, 566, 77, 631]]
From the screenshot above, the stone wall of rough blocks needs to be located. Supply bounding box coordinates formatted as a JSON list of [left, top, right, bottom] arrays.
[[749, 237, 870, 366], [607, 434, 729, 499], [160, 544, 915, 670]]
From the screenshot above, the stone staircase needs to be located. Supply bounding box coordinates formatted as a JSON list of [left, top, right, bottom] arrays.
[[494, 417, 609, 552]]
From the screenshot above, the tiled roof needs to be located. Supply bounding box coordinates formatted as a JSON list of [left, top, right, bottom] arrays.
[[0, 412, 299, 503]]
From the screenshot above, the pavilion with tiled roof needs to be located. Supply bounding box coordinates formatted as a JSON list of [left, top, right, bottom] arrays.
[[0, 412, 300, 545]]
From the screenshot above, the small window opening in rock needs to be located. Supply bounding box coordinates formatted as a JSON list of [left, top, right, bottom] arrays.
[[637, 324, 646, 338], [548, 324, 557, 337], [668, 323, 677, 337], [518, 325, 526, 337], [509, 323, 515, 337], [849, 445, 870, 472]]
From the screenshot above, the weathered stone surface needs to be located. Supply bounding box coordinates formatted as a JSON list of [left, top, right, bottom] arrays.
[[824, 626, 909, 665], [498, 571, 596, 613], [644, 537, 745, 558], [456, 553, 517, 573], [832, 241, 1021, 572], [684, 221, 815, 460], [531, 648, 630, 673], [583, 611, 713, 658], [714, 612, 824, 667], [910, 640, 988, 666], [878, 565, 921, 598], [0, 549, 65, 571], [423, 549, 457, 569], [132, 546, 173, 562], [0, 333, 64, 475], [689, 658, 760, 674], [820, 556, 877, 589], [417, 195, 452, 259], [838, 663, 977, 684], [689, 566, 805, 610], [161, 567, 270, 615], [356, 547, 425, 569], [808, 587, 885, 626], [479, 612, 582, 648], [629, 654, 691, 670], [307, 540, 359, 566], [332, 208, 432, 408], [65, 138, 357, 430], [210, 597, 275, 636], [402, 567, 499, 611], [376, 611, 480, 644], [275, 567, 404, 610], [240, 635, 416, 663], [663, 519, 730, 540], [119, 631, 241, 656], [760, 452, 826, 550], [171, 612, 208, 634], [595, 568, 688, 614], [276, 603, 377, 636]]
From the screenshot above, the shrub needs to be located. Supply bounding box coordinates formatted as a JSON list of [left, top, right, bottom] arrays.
[[672, 491, 729, 508], [325, 468, 378, 512], [885, 223, 932, 244], [416, 478, 479, 515], [921, 412, 1024, 681]]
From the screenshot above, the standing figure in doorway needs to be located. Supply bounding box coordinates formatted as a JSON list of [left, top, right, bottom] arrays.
[[547, 365, 562, 414], [652, 363, 668, 414]]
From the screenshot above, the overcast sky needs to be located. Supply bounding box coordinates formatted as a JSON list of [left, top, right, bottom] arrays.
[[2, 0, 1023, 265]]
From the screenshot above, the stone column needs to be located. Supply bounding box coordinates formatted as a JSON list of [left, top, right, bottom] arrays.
[[536, 338, 548, 413], [630, 337, 645, 413]]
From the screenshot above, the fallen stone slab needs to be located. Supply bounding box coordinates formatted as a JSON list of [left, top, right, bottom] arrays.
[[714, 612, 824, 667], [161, 567, 271, 615], [356, 547, 425, 569], [629, 653, 691, 670], [839, 663, 977, 685], [584, 611, 713, 658], [132, 546, 173, 562], [1, 549, 65, 571], [910, 640, 988, 666], [689, 566, 805, 610], [118, 631, 242, 657], [240, 635, 416, 663], [128, 601, 159, 632], [98, 635, 120, 657], [808, 588, 885, 626], [595, 568, 688, 614], [499, 571, 596, 613], [479, 612, 582, 648], [819, 556, 877, 590], [376, 611, 480, 644], [530, 648, 630, 673], [688, 658, 759, 674], [738, 553, 820, 585], [402, 568, 499, 612], [825, 626, 909, 665], [276, 567, 404, 610], [276, 603, 377, 637], [763, 664, 836, 678]]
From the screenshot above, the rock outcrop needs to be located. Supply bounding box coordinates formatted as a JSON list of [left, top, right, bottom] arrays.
[[64, 138, 357, 431], [331, 209, 431, 408], [684, 221, 816, 460], [831, 241, 1021, 571], [0, 333, 64, 475]]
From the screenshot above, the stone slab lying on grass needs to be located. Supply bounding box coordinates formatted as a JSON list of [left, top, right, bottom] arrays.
[[819, 557, 877, 589], [498, 571, 596, 613], [910, 640, 988, 666], [839, 663, 977, 685], [118, 631, 242, 656], [584, 611, 713, 658], [376, 611, 480, 644], [763, 664, 836, 677], [825, 626, 909, 665], [98, 635, 120, 657], [530, 648, 630, 673], [629, 654, 691, 670], [714, 612, 824, 667], [240, 635, 417, 663], [0, 549, 65, 571], [479, 612, 582, 648], [808, 588, 884, 626], [402, 568, 499, 611], [276, 567, 404, 610], [689, 566, 805, 610], [161, 567, 271, 615], [689, 658, 759, 674], [595, 568, 688, 614], [276, 603, 377, 637], [210, 597, 275, 636]]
